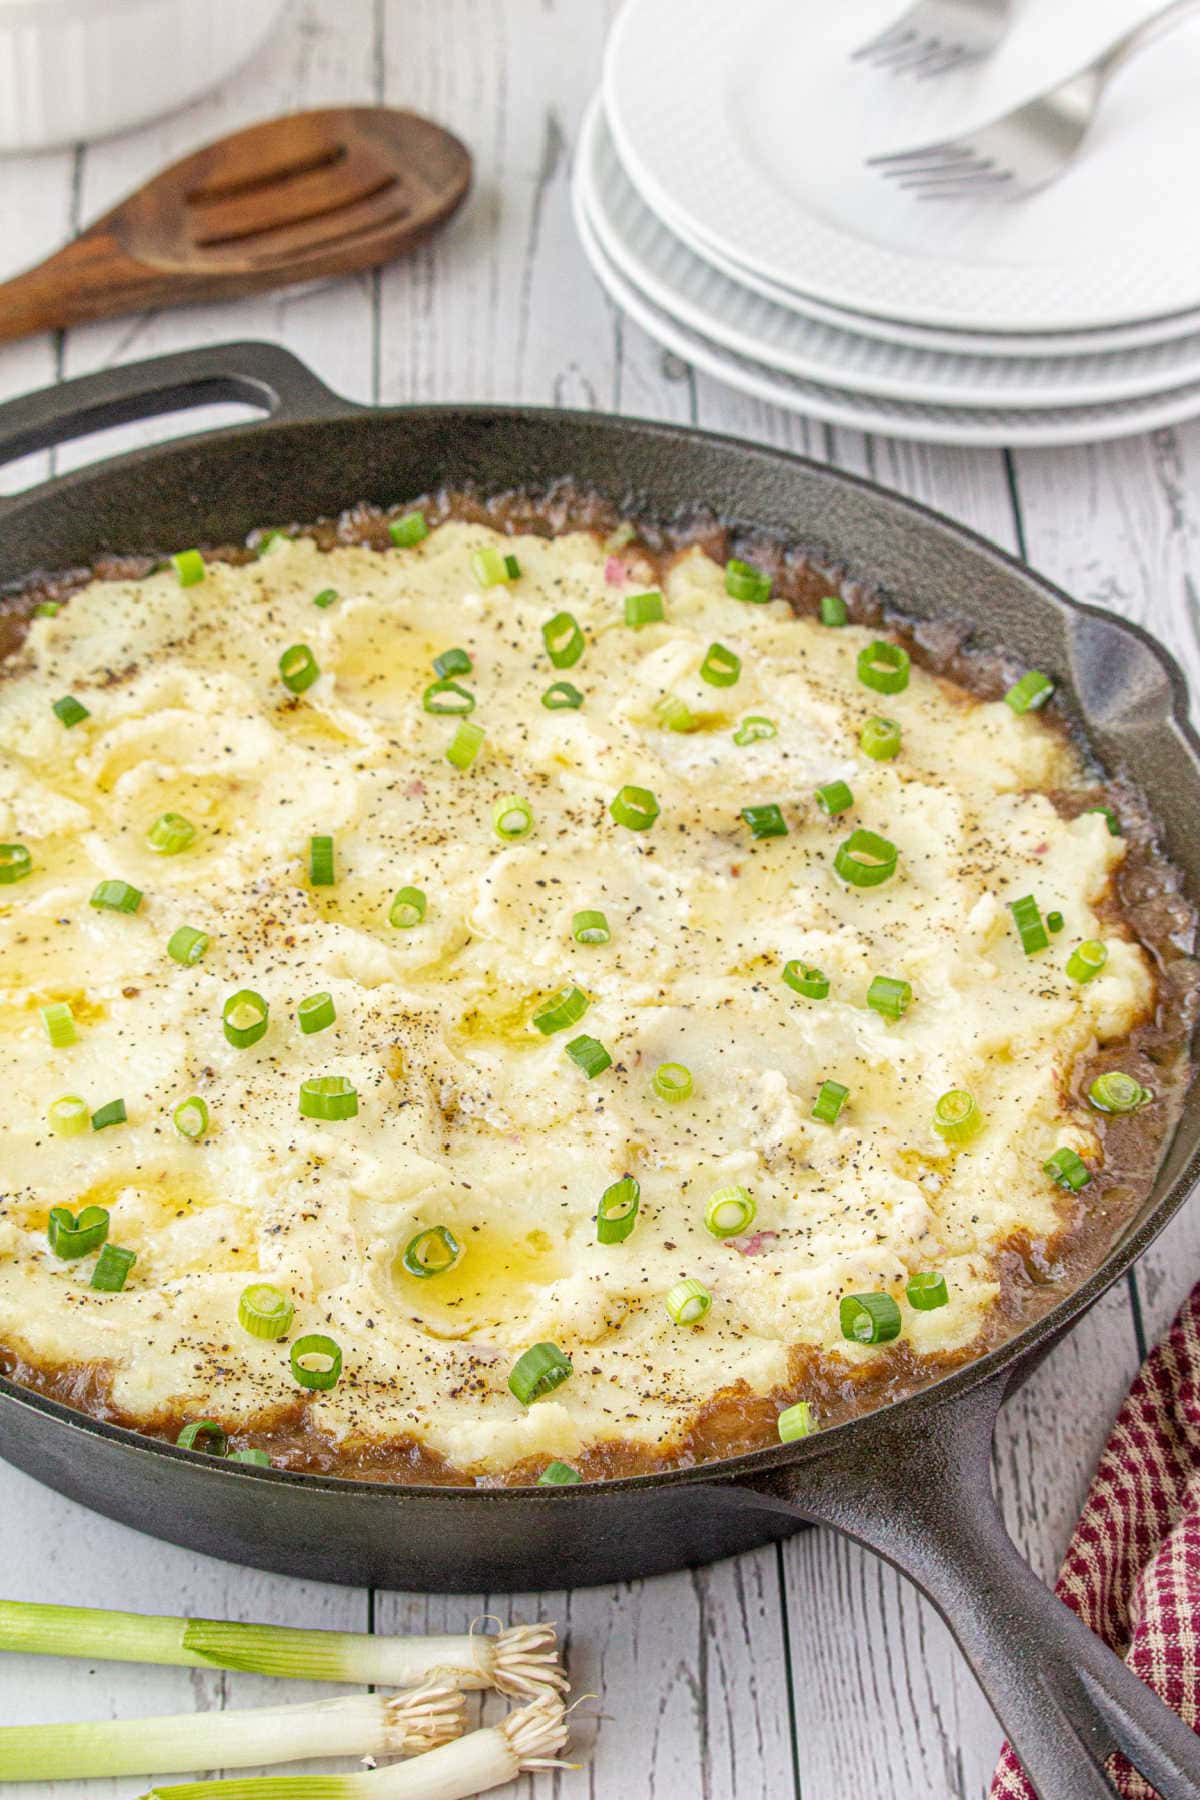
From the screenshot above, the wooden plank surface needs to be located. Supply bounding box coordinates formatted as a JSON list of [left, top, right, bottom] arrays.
[[0, 2, 1195, 1796]]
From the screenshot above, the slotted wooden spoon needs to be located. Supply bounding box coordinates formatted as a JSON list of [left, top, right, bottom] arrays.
[[0, 107, 472, 346]]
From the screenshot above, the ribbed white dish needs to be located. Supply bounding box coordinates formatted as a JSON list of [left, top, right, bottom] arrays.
[[0, 0, 289, 152]]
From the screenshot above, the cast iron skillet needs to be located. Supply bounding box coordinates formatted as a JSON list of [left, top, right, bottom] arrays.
[[0, 343, 1198, 1800]]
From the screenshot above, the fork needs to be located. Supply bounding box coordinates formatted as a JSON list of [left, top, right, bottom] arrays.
[[869, 0, 1200, 197], [852, 0, 1013, 78]]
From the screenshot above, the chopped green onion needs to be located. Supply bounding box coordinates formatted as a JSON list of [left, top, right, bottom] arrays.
[[298, 992, 335, 1035], [173, 1096, 209, 1141], [542, 612, 585, 668], [470, 546, 519, 587], [509, 1343, 573, 1407], [52, 694, 89, 728], [783, 961, 829, 1000], [700, 642, 741, 687], [624, 590, 663, 628], [291, 1334, 343, 1391], [538, 1461, 582, 1486], [1088, 1070, 1149, 1114], [610, 785, 660, 831], [299, 1075, 358, 1121], [228, 1448, 272, 1467], [1005, 670, 1054, 714], [819, 595, 848, 627], [432, 646, 471, 679], [41, 1001, 76, 1048], [446, 720, 485, 769], [566, 1034, 611, 1078], [401, 1226, 463, 1278], [840, 1291, 901, 1345], [389, 511, 428, 547], [1047, 910, 1065, 934], [816, 780, 853, 817], [704, 1185, 756, 1239], [835, 828, 897, 887], [1010, 895, 1049, 956], [1067, 939, 1108, 983], [778, 1400, 815, 1441], [422, 679, 475, 715], [532, 985, 588, 1036], [147, 812, 195, 855], [604, 521, 638, 552], [34, 600, 60, 618], [238, 1284, 295, 1340], [652, 1061, 693, 1103], [90, 1098, 127, 1132], [1044, 1146, 1091, 1191], [653, 694, 698, 733], [0, 844, 31, 885], [309, 835, 335, 886], [90, 879, 142, 914], [725, 559, 772, 603], [256, 530, 291, 558], [177, 1421, 227, 1454], [167, 925, 208, 966], [597, 1176, 640, 1244], [666, 1278, 711, 1326], [279, 644, 320, 694], [223, 989, 269, 1049], [48, 1205, 109, 1259], [542, 680, 584, 709], [812, 1079, 848, 1124], [857, 641, 910, 695], [907, 1271, 949, 1310], [389, 886, 427, 929], [860, 716, 901, 760], [91, 1244, 136, 1292], [741, 803, 787, 839], [47, 1095, 88, 1137], [1087, 805, 1121, 837], [493, 795, 534, 840], [313, 587, 338, 609], [573, 909, 610, 944], [171, 550, 206, 587], [933, 1089, 983, 1145], [733, 716, 777, 746], [867, 975, 912, 1021]]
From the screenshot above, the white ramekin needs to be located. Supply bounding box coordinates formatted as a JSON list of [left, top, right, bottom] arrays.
[[0, 0, 291, 154]]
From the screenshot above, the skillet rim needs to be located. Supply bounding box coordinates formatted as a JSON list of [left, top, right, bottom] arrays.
[[1, 396, 1199, 1502]]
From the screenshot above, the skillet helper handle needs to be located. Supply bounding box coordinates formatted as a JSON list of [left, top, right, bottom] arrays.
[[731, 1376, 1200, 1800], [0, 341, 352, 476]]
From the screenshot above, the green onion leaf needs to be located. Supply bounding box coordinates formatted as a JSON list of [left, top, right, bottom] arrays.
[[857, 641, 910, 696], [542, 680, 584, 710], [509, 1342, 572, 1404], [41, 1002, 76, 1049], [819, 595, 848, 627], [741, 803, 788, 839], [52, 695, 89, 728], [700, 642, 741, 687], [389, 511, 428, 547], [48, 1205, 109, 1259], [90, 879, 142, 914], [610, 785, 660, 831], [867, 975, 912, 1021], [401, 1226, 463, 1278], [291, 1334, 343, 1391], [313, 587, 338, 609], [422, 678, 475, 716], [1088, 1070, 1149, 1114], [834, 828, 897, 887], [652, 1061, 693, 1103], [573, 908, 610, 944], [91, 1244, 136, 1292], [493, 795, 534, 840], [812, 1079, 848, 1124], [597, 1176, 640, 1244], [542, 611, 585, 668], [173, 1096, 209, 1141], [471, 546, 519, 587], [299, 1075, 358, 1121], [704, 1185, 755, 1239], [624, 590, 664, 628], [816, 780, 853, 817], [778, 1400, 816, 1441], [1047, 910, 1065, 934], [1067, 939, 1108, 983], [298, 992, 335, 1035], [238, 1283, 295, 1340], [907, 1271, 949, 1310], [47, 1095, 88, 1137], [532, 985, 589, 1036], [147, 812, 195, 855], [432, 646, 471, 680], [446, 720, 485, 769], [538, 1460, 582, 1486], [933, 1089, 983, 1145], [223, 990, 269, 1049], [0, 844, 31, 885], [1005, 670, 1054, 714], [666, 1278, 712, 1326], [90, 1098, 127, 1132], [389, 886, 427, 929], [725, 559, 772, 603], [783, 961, 829, 1000], [733, 716, 777, 746], [167, 925, 208, 966], [566, 1033, 611, 1078], [1087, 805, 1121, 837], [1010, 894, 1049, 956], [177, 1420, 227, 1454], [171, 550, 206, 587], [279, 644, 320, 694], [309, 835, 335, 887], [860, 716, 901, 760], [840, 1291, 901, 1345], [1044, 1146, 1091, 1191]]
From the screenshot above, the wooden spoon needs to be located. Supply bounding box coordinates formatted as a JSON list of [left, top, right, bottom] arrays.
[[0, 107, 472, 347]]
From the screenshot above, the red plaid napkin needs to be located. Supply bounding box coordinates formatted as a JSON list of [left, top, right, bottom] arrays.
[[990, 1282, 1200, 1800]]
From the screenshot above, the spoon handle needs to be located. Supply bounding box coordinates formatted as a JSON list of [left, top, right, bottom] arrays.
[[0, 230, 180, 347]]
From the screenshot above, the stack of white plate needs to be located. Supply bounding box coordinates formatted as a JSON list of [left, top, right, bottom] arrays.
[[577, 0, 1200, 447]]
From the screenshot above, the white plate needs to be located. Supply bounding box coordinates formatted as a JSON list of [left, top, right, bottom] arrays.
[[605, 0, 1200, 336], [581, 97, 1200, 409], [573, 173, 1200, 448]]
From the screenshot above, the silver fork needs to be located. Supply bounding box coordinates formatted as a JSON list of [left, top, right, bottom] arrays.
[[869, 0, 1200, 196], [852, 0, 1013, 78]]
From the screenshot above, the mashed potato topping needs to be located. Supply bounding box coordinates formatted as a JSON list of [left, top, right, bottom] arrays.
[[0, 519, 1154, 1477]]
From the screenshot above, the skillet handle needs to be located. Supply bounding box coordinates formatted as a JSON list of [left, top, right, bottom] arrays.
[[726, 1374, 1200, 1800], [0, 341, 353, 478]]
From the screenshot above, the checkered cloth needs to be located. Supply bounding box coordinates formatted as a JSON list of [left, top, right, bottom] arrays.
[[990, 1282, 1200, 1799]]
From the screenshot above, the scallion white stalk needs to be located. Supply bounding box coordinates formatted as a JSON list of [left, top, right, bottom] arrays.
[[0, 1686, 465, 1782], [0, 1604, 563, 1699]]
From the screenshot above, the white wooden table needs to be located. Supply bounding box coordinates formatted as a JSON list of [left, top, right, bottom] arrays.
[[2, 3, 1199, 1795]]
